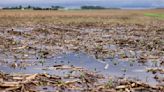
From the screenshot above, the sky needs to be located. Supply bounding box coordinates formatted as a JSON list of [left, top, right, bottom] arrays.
[[0, 0, 164, 8]]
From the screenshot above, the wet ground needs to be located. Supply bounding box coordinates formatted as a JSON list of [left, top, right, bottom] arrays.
[[0, 52, 163, 86], [0, 25, 163, 91]]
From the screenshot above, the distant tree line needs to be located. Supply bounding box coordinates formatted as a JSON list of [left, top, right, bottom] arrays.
[[3, 5, 23, 10], [2, 5, 120, 10], [81, 6, 105, 9], [156, 8, 164, 9], [81, 6, 120, 10], [2, 5, 64, 10]]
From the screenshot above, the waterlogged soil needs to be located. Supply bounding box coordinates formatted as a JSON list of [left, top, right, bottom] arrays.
[[0, 25, 164, 91], [1, 52, 163, 85]]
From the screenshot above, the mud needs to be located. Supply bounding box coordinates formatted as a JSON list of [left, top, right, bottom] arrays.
[[0, 14, 163, 91]]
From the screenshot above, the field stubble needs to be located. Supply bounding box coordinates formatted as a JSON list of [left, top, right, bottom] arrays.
[[0, 10, 164, 91]]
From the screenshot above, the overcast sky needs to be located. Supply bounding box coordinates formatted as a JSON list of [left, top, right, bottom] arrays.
[[0, 0, 164, 8]]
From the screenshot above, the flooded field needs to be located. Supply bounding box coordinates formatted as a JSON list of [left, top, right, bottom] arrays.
[[0, 10, 164, 91], [1, 52, 163, 85]]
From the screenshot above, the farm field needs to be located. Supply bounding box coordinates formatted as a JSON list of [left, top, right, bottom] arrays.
[[0, 9, 164, 91]]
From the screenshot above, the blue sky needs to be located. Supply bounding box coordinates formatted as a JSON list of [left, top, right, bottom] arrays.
[[0, 0, 164, 8]]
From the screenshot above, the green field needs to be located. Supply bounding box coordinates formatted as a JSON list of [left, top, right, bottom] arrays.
[[144, 13, 164, 19]]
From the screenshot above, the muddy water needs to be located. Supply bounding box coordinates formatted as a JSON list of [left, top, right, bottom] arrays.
[[0, 52, 163, 86]]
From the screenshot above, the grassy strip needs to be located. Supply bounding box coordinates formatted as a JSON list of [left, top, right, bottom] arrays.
[[144, 13, 164, 19]]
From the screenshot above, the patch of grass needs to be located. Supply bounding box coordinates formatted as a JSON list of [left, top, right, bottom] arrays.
[[144, 13, 164, 19]]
